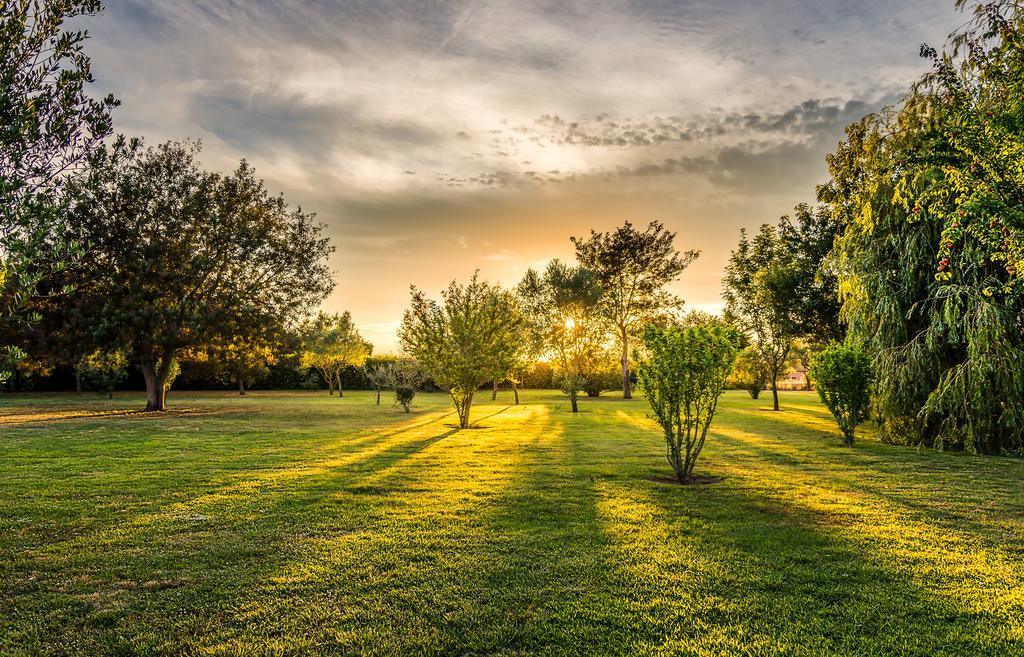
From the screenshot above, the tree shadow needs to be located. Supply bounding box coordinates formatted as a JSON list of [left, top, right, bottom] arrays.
[[166, 404, 556, 654], [709, 427, 1024, 560], [1, 408, 469, 653], [587, 467, 1021, 656]]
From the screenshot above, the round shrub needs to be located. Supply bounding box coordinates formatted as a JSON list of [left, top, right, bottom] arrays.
[[810, 345, 873, 447]]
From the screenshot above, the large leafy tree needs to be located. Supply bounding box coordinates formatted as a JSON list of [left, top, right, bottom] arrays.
[[65, 139, 334, 411], [0, 0, 118, 381], [821, 0, 1024, 453], [722, 224, 802, 411], [572, 221, 698, 399], [517, 260, 606, 413], [399, 273, 520, 429], [183, 335, 280, 396], [778, 204, 844, 344]]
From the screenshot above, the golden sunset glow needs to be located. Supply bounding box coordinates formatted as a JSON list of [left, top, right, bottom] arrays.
[[79, 1, 965, 351]]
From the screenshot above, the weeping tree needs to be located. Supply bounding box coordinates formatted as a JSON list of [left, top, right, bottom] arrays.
[[821, 0, 1024, 453], [399, 273, 521, 429]]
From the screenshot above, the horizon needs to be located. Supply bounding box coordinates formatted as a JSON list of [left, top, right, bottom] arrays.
[[84, 1, 963, 352]]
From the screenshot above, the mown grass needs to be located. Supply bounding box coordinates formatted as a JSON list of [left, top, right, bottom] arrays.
[[1, 389, 1023, 656]]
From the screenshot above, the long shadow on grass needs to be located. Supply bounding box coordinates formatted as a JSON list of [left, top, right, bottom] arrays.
[[619, 403, 1024, 550], [0, 409, 472, 655], [588, 470, 1021, 656], [424, 411, 641, 656], [572, 405, 1022, 655], [164, 404, 539, 655], [19, 408, 460, 553], [709, 423, 1024, 556]]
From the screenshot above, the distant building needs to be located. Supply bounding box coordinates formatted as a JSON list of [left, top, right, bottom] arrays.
[[777, 366, 811, 391]]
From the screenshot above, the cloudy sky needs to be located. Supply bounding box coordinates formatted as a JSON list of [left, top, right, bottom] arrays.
[[84, 0, 963, 351]]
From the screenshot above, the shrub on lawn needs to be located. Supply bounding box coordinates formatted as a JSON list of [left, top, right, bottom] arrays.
[[636, 323, 738, 483], [582, 361, 622, 398], [392, 358, 423, 412], [810, 344, 872, 447], [81, 349, 129, 399], [394, 385, 416, 412], [728, 346, 767, 399]]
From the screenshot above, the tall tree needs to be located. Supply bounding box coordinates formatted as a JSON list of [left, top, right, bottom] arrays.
[[399, 273, 521, 429], [518, 260, 606, 413], [722, 224, 801, 411], [572, 221, 698, 399], [778, 204, 844, 344], [66, 139, 334, 410], [0, 0, 117, 381]]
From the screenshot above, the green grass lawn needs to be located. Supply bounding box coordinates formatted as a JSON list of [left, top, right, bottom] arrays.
[[2, 389, 1023, 656]]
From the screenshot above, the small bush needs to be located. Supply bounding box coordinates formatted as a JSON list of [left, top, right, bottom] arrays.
[[81, 349, 129, 399], [810, 344, 872, 447], [582, 364, 621, 397], [636, 323, 738, 483], [394, 385, 416, 412], [728, 347, 767, 399]]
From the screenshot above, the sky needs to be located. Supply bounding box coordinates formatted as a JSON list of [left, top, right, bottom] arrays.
[[83, 0, 964, 352]]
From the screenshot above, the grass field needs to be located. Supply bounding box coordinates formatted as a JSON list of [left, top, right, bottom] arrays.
[[1, 389, 1023, 656]]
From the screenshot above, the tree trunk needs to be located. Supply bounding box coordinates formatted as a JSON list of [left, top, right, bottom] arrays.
[[512, 380, 519, 405], [337, 373, 344, 398], [492, 381, 498, 401], [771, 368, 780, 411], [141, 360, 167, 412], [570, 390, 579, 413], [239, 378, 246, 396], [376, 388, 381, 405], [459, 392, 474, 429], [107, 390, 113, 400], [75, 366, 82, 394], [620, 331, 632, 399]]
